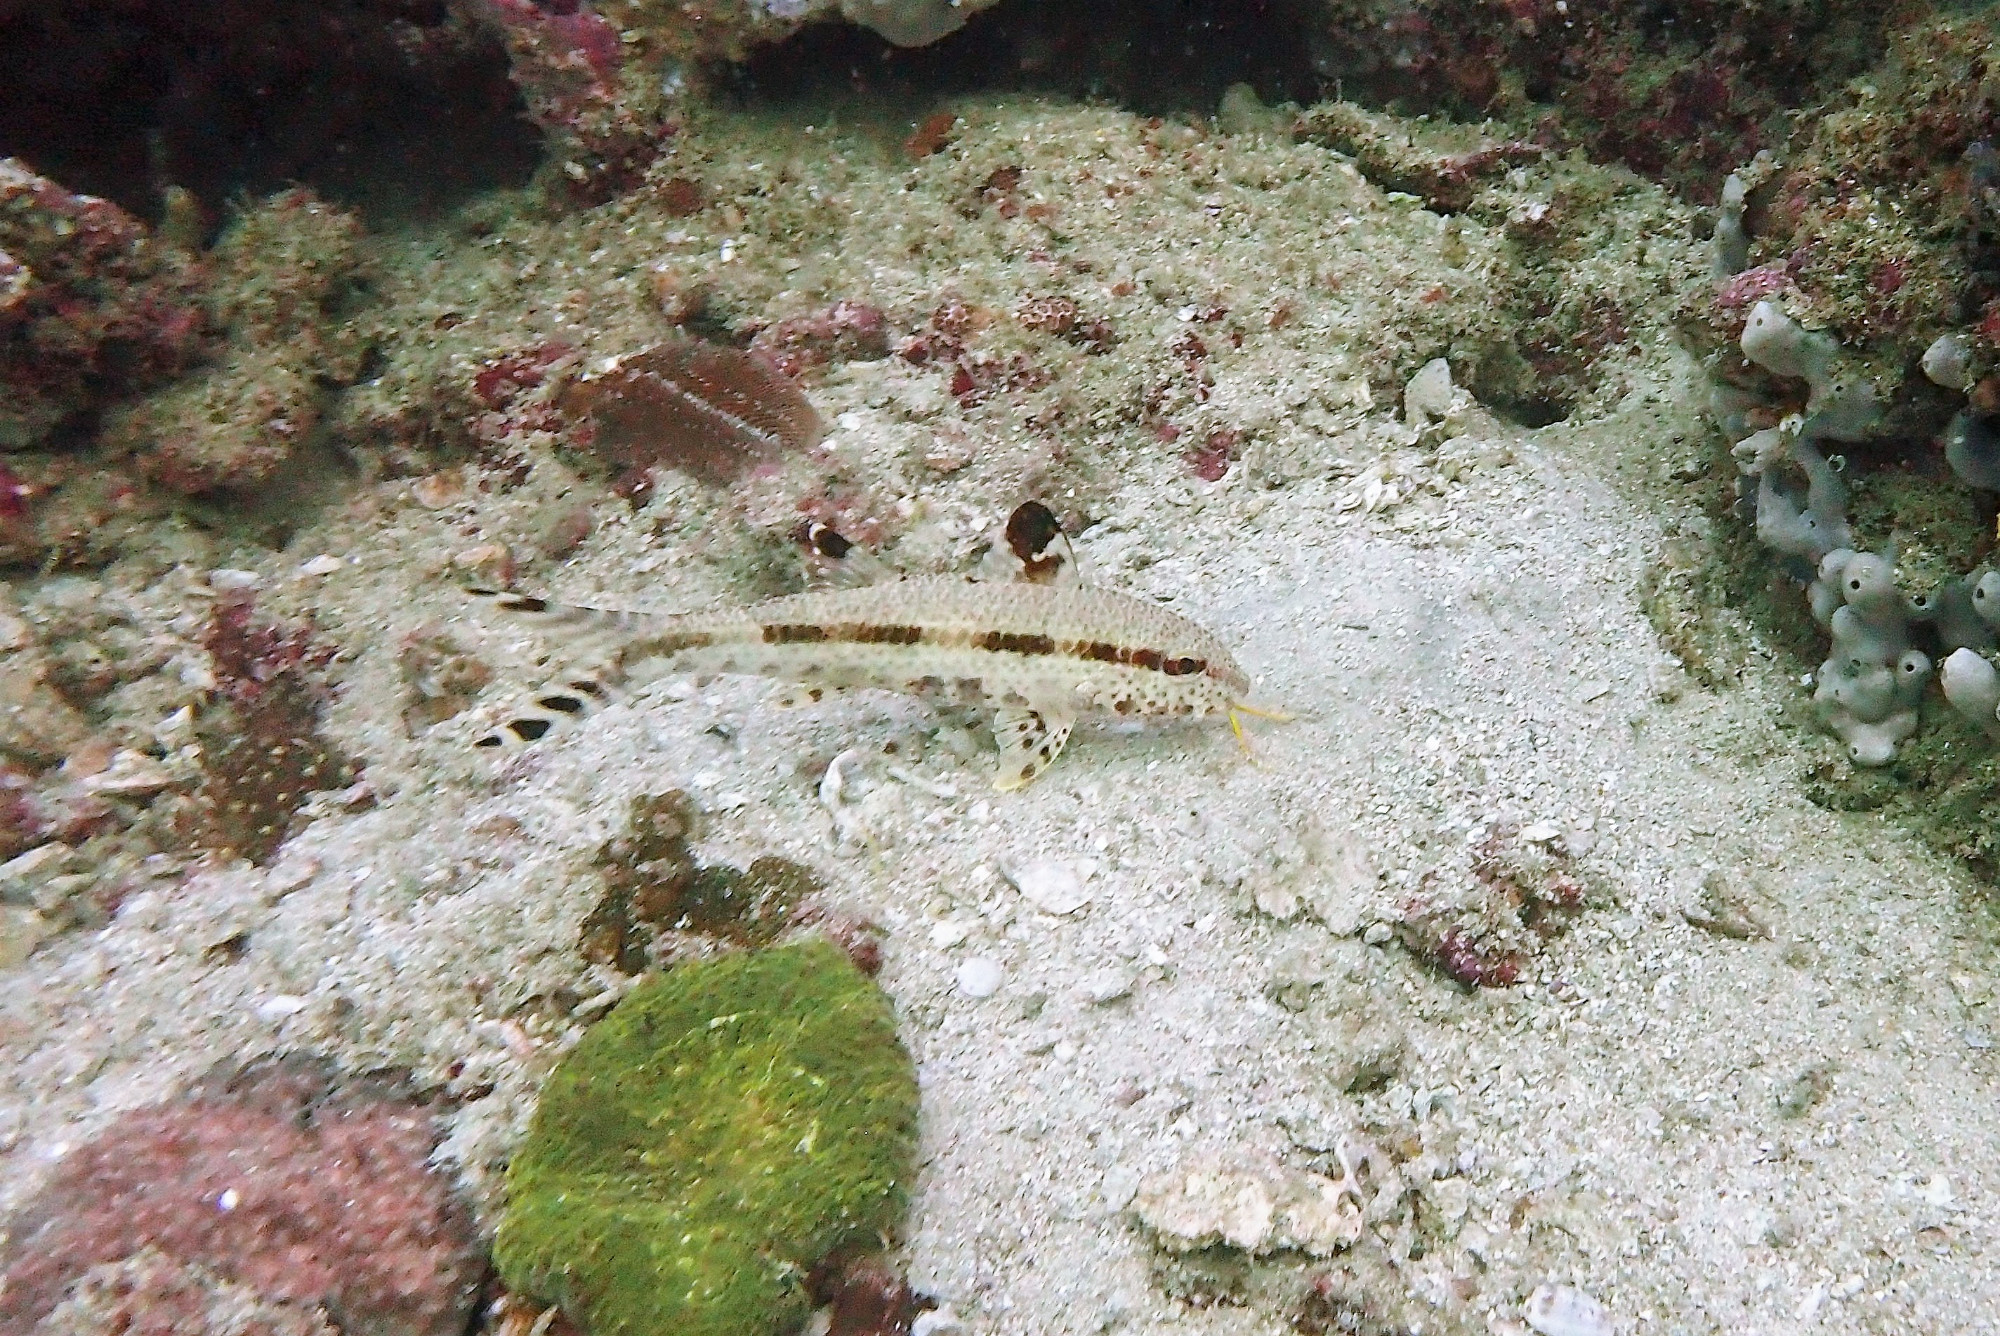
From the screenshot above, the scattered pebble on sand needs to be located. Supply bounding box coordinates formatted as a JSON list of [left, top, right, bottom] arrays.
[[955, 957, 1003, 998], [1002, 856, 1092, 915]]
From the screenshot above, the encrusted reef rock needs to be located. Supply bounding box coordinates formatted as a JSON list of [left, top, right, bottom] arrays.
[[495, 939, 919, 1336], [0, 1056, 483, 1336], [104, 189, 370, 495], [1722, 13, 2000, 359], [471, 0, 1002, 198], [0, 158, 209, 451], [1301, 0, 1888, 198]]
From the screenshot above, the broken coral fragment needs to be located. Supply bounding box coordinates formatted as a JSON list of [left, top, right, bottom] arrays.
[[1135, 1149, 1363, 1258]]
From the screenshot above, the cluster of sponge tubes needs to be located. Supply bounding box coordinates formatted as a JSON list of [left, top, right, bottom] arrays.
[[1720, 292, 2000, 764]]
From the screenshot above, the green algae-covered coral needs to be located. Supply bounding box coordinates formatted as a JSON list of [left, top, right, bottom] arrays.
[[494, 939, 918, 1336]]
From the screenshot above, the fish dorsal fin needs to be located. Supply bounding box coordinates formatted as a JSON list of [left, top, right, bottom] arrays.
[[467, 587, 658, 666], [1005, 501, 1080, 586], [974, 501, 1083, 585], [992, 705, 1076, 791]]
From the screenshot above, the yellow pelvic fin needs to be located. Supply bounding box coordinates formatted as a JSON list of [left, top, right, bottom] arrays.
[[1227, 701, 1293, 761]]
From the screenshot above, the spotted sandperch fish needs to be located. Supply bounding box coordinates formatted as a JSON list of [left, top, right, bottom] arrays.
[[468, 502, 1275, 790]]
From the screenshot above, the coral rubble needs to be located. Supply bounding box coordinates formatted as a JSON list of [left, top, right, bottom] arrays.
[[107, 190, 371, 495], [579, 790, 847, 973]]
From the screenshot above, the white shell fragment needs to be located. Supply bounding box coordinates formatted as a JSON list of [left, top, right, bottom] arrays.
[[1525, 1283, 1612, 1336], [955, 957, 1004, 998], [1134, 1150, 1363, 1257], [1081, 968, 1132, 1005], [911, 1308, 969, 1336], [77, 749, 182, 796], [1002, 856, 1092, 915], [1253, 881, 1301, 920], [1403, 356, 1459, 423]]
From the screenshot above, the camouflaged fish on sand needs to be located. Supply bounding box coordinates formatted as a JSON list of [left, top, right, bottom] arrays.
[[469, 503, 1264, 790]]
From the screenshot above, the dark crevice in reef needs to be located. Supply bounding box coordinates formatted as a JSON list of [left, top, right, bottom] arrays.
[[0, 0, 542, 231], [724, 0, 1325, 122], [732, 0, 1891, 205]]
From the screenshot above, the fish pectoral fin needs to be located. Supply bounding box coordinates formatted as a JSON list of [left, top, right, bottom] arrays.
[[802, 519, 900, 589], [473, 671, 618, 750], [991, 705, 1076, 791]]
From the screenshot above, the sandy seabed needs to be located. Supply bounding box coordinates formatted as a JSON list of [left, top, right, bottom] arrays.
[[2, 94, 1997, 1336]]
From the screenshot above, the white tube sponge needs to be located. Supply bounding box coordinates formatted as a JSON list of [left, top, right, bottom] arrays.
[[1896, 649, 1933, 709], [1833, 709, 1919, 767], [1812, 546, 1921, 765], [1711, 172, 1749, 277], [1828, 603, 1909, 670], [1923, 334, 1975, 390], [1754, 437, 1851, 561], [1942, 647, 2000, 740], [1731, 426, 1787, 474], [1920, 575, 1995, 653], [1804, 374, 1883, 442], [1832, 550, 1899, 616], [1817, 658, 1897, 721], [1945, 412, 2000, 491], [1974, 570, 2000, 630], [1741, 300, 1838, 385]]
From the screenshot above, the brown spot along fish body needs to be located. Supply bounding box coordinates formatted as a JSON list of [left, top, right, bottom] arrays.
[[685, 579, 1246, 715]]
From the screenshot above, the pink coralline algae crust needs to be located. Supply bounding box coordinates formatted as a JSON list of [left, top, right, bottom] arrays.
[[807, 1254, 933, 1336], [0, 764, 50, 861], [1713, 262, 1796, 315], [0, 158, 209, 449], [749, 300, 892, 379], [476, 0, 660, 201], [202, 593, 339, 706], [0, 1057, 484, 1336], [33, 1250, 340, 1336], [1185, 428, 1241, 483], [0, 461, 31, 521]]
